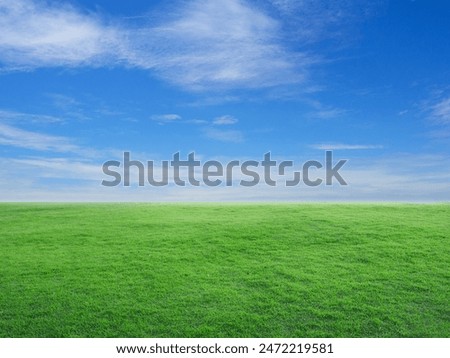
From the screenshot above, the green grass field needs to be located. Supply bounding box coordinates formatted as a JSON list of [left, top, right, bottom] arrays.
[[0, 203, 448, 338]]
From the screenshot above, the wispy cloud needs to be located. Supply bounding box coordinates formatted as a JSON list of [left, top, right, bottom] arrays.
[[268, 0, 380, 43], [149, 112, 243, 140], [304, 99, 348, 120], [311, 143, 384, 150], [150, 114, 182, 124], [0, 109, 62, 123], [0, 0, 124, 69], [2, 152, 449, 202], [11, 157, 100, 181], [204, 114, 242, 142], [0, 123, 79, 152], [308, 108, 348, 120], [0, 0, 310, 91], [203, 128, 244, 143], [430, 97, 450, 124], [46, 93, 80, 110], [45, 93, 123, 120], [212, 115, 238, 125], [151, 113, 241, 132], [132, 0, 306, 90], [186, 119, 209, 125], [423, 94, 450, 139]]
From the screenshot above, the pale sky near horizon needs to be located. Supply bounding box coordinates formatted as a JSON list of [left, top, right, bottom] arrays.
[[0, 0, 449, 201]]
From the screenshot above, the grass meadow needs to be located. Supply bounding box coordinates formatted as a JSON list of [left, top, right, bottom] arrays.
[[0, 203, 448, 338]]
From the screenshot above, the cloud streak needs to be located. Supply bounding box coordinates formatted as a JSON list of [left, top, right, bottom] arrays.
[[311, 143, 384, 150], [0, 122, 107, 157], [0, 123, 80, 152], [0, 109, 63, 124]]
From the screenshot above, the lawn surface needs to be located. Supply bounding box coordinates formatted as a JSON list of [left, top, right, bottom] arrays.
[[0, 203, 448, 337]]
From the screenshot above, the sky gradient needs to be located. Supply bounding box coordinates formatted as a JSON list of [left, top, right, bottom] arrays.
[[0, 0, 449, 201]]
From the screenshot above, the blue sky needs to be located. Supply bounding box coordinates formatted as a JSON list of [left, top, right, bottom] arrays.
[[0, 0, 449, 201]]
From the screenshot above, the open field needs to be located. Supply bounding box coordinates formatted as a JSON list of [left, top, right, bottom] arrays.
[[0, 203, 448, 338]]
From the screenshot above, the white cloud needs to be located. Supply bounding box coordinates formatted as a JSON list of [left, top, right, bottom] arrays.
[[0, 0, 308, 91], [311, 143, 384, 150], [0, 0, 125, 68], [131, 0, 304, 90], [213, 115, 238, 125], [0, 0, 385, 92]]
